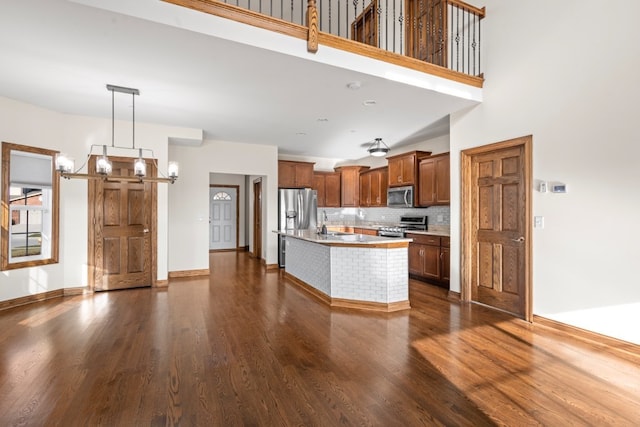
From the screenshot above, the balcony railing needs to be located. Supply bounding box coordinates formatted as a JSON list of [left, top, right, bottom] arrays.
[[163, 0, 485, 86]]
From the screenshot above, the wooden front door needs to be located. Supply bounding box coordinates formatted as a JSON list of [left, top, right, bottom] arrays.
[[405, 0, 447, 67], [461, 136, 532, 320], [89, 156, 156, 291]]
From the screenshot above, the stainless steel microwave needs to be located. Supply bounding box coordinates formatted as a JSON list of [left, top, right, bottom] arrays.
[[387, 185, 413, 208]]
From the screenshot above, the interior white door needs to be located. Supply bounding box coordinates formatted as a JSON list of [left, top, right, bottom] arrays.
[[210, 187, 237, 250]]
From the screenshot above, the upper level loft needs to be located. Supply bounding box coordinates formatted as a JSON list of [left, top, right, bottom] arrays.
[[163, 0, 485, 89]]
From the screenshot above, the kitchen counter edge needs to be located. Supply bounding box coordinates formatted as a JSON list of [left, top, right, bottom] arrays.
[[273, 229, 412, 246]]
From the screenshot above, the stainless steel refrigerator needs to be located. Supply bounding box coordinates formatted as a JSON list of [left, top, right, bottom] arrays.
[[278, 188, 318, 267]]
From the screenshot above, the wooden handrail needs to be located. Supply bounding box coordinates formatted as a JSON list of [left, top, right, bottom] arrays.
[[162, 0, 485, 88], [447, 0, 486, 18]]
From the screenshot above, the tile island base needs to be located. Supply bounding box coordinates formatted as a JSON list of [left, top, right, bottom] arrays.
[[277, 230, 411, 312]]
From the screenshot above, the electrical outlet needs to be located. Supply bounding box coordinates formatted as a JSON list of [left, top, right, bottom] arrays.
[[437, 215, 444, 222], [534, 216, 544, 228]]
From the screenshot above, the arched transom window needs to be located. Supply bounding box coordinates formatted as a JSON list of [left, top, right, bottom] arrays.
[[212, 191, 231, 201]]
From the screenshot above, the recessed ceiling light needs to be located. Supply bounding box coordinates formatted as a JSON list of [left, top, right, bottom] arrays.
[[347, 81, 361, 90], [363, 100, 377, 106]]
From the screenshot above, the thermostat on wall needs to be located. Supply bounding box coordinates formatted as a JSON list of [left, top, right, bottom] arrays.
[[551, 183, 567, 193]]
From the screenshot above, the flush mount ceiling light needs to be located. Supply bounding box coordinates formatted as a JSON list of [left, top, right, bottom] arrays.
[[367, 138, 390, 157], [55, 84, 179, 184]]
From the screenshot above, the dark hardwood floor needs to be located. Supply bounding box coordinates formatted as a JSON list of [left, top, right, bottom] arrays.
[[1, 252, 639, 426]]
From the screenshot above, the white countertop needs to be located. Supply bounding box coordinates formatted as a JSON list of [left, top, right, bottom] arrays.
[[274, 229, 412, 245]]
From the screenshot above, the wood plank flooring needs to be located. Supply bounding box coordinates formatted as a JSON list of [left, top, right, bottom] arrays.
[[1, 251, 639, 426]]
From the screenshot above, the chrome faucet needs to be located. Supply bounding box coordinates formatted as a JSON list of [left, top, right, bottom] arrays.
[[323, 210, 328, 223]]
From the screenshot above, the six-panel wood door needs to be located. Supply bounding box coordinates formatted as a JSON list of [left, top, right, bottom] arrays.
[[470, 144, 527, 317], [89, 157, 154, 291]]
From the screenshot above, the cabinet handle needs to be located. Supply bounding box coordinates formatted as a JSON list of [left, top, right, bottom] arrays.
[[512, 236, 525, 243]]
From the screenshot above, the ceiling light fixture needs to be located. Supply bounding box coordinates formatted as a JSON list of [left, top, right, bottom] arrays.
[[55, 84, 179, 184], [367, 138, 390, 157]]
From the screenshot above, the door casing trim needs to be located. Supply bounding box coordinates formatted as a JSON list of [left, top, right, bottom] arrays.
[[460, 135, 533, 321]]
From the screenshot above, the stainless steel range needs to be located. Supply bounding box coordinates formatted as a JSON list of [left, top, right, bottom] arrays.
[[378, 216, 428, 238]]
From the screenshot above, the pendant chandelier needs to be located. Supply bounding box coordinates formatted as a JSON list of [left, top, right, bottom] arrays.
[[55, 84, 179, 184], [367, 137, 390, 157]]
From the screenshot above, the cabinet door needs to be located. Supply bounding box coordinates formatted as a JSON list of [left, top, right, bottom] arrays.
[[313, 173, 326, 207], [378, 168, 388, 206], [278, 161, 296, 188], [441, 247, 450, 282], [422, 245, 441, 279], [400, 154, 416, 184], [295, 163, 314, 188], [324, 173, 341, 207], [434, 154, 450, 204], [408, 243, 425, 275], [341, 168, 360, 207], [370, 170, 381, 206], [418, 158, 436, 206], [388, 158, 403, 186], [359, 173, 371, 207]]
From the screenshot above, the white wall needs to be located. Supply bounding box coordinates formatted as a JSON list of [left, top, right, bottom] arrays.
[[449, 1, 640, 344], [168, 140, 278, 272], [0, 96, 199, 302]]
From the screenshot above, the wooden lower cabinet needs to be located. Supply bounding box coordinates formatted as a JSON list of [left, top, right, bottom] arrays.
[[353, 227, 378, 236], [441, 238, 450, 282], [407, 233, 449, 289]]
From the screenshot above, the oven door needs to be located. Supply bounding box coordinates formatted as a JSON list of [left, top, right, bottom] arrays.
[[378, 230, 405, 238], [387, 186, 413, 208]]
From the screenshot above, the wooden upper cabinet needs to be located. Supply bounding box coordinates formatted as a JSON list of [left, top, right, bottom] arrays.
[[360, 167, 388, 207], [278, 160, 314, 188], [386, 151, 431, 187], [359, 173, 371, 207], [418, 153, 450, 206], [313, 171, 341, 207], [334, 166, 369, 207]]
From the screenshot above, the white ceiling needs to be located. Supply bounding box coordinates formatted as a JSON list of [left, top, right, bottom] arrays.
[[0, 0, 481, 161]]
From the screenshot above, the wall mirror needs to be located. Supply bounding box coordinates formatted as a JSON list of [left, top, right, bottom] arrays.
[[1, 142, 59, 270]]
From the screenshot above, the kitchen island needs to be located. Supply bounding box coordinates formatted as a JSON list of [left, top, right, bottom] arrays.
[[274, 229, 412, 312]]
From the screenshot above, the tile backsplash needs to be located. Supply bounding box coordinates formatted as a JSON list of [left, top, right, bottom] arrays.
[[319, 206, 450, 233]]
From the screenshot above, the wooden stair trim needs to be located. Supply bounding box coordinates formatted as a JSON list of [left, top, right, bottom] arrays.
[[162, 0, 484, 88]]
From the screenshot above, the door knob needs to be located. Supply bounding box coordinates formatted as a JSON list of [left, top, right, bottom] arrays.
[[143, 229, 149, 234], [511, 236, 524, 243]]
